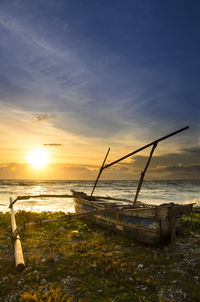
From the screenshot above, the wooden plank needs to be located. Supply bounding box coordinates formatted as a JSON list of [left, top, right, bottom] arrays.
[[10, 198, 25, 271]]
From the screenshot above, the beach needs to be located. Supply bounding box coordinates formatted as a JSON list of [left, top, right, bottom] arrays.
[[0, 209, 200, 301]]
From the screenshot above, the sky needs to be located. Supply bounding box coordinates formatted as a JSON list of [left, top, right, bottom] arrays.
[[0, 0, 200, 180]]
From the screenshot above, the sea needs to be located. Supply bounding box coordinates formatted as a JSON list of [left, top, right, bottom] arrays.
[[0, 179, 199, 213]]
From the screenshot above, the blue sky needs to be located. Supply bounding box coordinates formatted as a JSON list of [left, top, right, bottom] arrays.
[[0, 0, 200, 179]]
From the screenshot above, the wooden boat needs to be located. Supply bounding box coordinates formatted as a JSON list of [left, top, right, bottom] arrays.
[[72, 126, 194, 244], [72, 191, 193, 244], [9, 126, 193, 271]]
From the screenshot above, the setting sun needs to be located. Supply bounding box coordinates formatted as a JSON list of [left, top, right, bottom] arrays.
[[27, 148, 50, 169]]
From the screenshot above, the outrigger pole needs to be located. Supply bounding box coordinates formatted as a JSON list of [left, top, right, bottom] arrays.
[[91, 126, 189, 197], [9, 198, 25, 271]]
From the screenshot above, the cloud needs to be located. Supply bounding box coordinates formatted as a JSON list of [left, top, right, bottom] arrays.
[[34, 113, 54, 122], [180, 146, 200, 154], [43, 144, 62, 147], [150, 164, 200, 180]]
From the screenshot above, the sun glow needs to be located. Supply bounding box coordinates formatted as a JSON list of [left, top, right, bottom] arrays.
[[27, 148, 50, 169]]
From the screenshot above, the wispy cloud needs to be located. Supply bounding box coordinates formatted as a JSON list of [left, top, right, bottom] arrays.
[[0, 1, 200, 152], [44, 144, 62, 147], [34, 113, 55, 123]]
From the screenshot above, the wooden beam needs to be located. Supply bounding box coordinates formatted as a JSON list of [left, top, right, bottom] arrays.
[[133, 143, 157, 205], [103, 126, 189, 170], [91, 147, 110, 196], [10, 198, 25, 271]]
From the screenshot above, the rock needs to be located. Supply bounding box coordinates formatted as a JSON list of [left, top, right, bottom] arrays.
[[153, 250, 157, 258], [66, 275, 72, 279], [40, 279, 47, 286], [42, 287, 48, 295], [142, 287, 147, 291], [129, 277, 133, 281], [137, 264, 143, 269], [58, 227, 66, 232], [97, 289, 103, 293]]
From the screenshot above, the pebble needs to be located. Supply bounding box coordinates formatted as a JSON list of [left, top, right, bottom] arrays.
[[58, 227, 66, 232], [129, 277, 133, 281], [97, 289, 103, 293], [163, 247, 169, 253], [137, 264, 143, 269], [141, 287, 147, 291], [107, 252, 113, 256], [40, 279, 47, 286], [66, 275, 72, 279], [42, 288, 48, 295]]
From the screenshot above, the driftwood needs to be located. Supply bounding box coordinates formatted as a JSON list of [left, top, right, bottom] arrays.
[[9, 198, 25, 271]]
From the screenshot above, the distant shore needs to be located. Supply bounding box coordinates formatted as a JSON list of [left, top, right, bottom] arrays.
[[0, 210, 200, 301]]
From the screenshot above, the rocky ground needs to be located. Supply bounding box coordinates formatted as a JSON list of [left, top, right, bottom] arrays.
[[0, 211, 200, 302]]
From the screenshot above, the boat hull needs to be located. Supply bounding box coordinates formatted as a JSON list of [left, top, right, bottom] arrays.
[[72, 192, 193, 245]]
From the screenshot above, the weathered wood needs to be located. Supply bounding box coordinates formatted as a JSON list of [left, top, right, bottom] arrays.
[[9, 194, 74, 207], [19, 204, 133, 230], [10, 198, 25, 271], [133, 142, 157, 205], [10, 190, 135, 208], [103, 126, 189, 170], [91, 147, 110, 196], [72, 191, 194, 244]]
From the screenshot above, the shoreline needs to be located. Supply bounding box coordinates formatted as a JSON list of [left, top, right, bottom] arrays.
[[0, 210, 200, 301]]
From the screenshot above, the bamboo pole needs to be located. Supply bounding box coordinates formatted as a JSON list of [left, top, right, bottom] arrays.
[[9, 192, 133, 207], [133, 143, 157, 205], [103, 126, 189, 170], [91, 147, 110, 196], [9, 198, 25, 271], [18, 204, 134, 230]]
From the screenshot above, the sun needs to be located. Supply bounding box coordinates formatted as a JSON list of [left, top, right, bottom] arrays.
[[27, 148, 50, 169]]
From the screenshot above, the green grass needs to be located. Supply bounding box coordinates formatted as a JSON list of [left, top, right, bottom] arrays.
[[0, 210, 200, 301]]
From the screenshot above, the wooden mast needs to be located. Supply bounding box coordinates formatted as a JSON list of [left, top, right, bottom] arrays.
[[91, 147, 110, 196], [133, 142, 157, 205], [9, 198, 25, 271]]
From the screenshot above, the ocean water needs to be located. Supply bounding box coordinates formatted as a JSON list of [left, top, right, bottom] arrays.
[[0, 179, 199, 213]]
